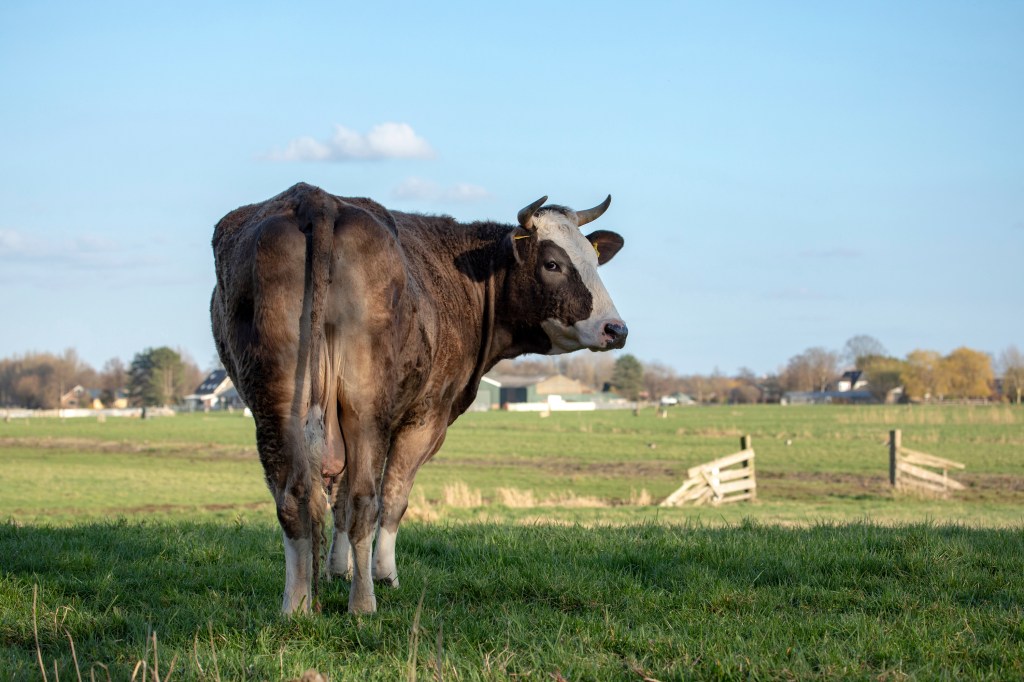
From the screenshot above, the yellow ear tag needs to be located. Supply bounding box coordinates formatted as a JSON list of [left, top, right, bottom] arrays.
[[513, 234, 530, 241], [593, 242, 601, 258]]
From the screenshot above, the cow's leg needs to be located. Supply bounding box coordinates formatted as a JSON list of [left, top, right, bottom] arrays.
[[345, 442, 383, 614], [255, 414, 326, 615], [373, 422, 447, 589], [327, 471, 353, 580], [337, 377, 391, 614]]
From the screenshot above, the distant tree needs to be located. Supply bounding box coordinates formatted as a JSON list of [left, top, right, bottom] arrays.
[[642, 361, 678, 401], [844, 335, 887, 367], [707, 368, 735, 404], [556, 352, 616, 390], [177, 348, 206, 400], [492, 357, 558, 377], [679, 374, 710, 403], [942, 347, 994, 400], [610, 354, 644, 401], [129, 346, 191, 407], [99, 357, 127, 406], [782, 347, 839, 392], [858, 355, 907, 402], [731, 367, 764, 403], [998, 345, 1024, 404], [903, 349, 947, 401], [0, 349, 95, 408], [759, 373, 784, 403], [729, 383, 762, 404]]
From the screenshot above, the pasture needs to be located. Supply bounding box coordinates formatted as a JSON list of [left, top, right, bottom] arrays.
[[1, 405, 1023, 679]]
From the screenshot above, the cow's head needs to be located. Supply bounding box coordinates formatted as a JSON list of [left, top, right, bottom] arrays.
[[507, 195, 627, 354]]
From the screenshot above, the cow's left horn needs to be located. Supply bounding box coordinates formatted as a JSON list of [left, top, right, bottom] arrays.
[[576, 195, 612, 227], [517, 196, 547, 230]]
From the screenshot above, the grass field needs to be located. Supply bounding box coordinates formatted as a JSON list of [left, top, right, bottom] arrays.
[[1, 405, 1022, 679], [2, 404, 1022, 526]]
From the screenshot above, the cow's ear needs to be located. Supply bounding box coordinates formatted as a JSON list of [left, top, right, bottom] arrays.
[[505, 227, 534, 265], [586, 230, 624, 265]]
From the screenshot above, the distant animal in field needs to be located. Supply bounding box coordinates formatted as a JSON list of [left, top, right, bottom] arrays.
[[210, 182, 627, 614]]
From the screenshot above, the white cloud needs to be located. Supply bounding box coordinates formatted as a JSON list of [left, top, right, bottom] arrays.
[[393, 177, 491, 203], [0, 227, 152, 272], [265, 122, 435, 162]]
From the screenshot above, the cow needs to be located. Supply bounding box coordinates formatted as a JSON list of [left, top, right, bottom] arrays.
[[210, 182, 626, 614]]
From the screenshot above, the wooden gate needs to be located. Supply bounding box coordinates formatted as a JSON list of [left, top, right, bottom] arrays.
[[889, 429, 965, 496], [660, 436, 756, 507]]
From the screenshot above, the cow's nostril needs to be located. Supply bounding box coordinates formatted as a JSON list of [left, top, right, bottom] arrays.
[[604, 322, 628, 346]]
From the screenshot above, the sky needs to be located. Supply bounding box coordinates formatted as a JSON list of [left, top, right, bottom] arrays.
[[1, 1, 1021, 377]]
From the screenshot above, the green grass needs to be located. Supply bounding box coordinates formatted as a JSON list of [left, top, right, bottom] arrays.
[[2, 406, 1023, 526], [1, 405, 1023, 679], [3, 519, 1022, 680]]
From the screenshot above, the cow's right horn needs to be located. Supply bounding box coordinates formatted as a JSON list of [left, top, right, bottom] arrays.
[[517, 196, 548, 230], [576, 195, 611, 227]]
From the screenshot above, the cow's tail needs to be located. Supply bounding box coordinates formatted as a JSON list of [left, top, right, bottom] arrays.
[[299, 189, 335, 607]]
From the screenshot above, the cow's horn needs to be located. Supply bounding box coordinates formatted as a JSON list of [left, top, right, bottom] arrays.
[[517, 196, 547, 230], [576, 195, 612, 227]]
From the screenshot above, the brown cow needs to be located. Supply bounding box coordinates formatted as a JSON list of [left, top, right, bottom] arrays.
[[211, 183, 626, 614]]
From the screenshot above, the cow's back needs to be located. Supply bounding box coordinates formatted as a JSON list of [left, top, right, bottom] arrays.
[[212, 185, 427, 425]]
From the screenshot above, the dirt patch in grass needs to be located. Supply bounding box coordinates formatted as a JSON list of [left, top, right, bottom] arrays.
[[758, 470, 1024, 502], [0, 436, 257, 460], [8, 499, 273, 521], [432, 456, 679, 479]]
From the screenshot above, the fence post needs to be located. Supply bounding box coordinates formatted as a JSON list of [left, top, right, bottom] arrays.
[[889, 429, 901, 487], [740, 435, 755, 501]]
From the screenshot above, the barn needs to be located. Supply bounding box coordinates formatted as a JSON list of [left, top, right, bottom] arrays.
[[471, 373, 597, 411]]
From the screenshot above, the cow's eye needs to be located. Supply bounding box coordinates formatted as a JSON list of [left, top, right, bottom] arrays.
[[543, 260, 560, 272]]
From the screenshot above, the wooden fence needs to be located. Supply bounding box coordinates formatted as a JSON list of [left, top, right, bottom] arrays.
[[660, 436, 756, 507], [889, 429, 965, 496]]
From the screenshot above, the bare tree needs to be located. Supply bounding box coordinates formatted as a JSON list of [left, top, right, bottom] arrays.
[[998, 345, 1024, 404], [557, 353, 616, 390], [843, 335, 887, 367], [642, 361, 678, 401], [99, 358, 127, 406], [782, 347, 840, 392], [491, 357, 558, 377]]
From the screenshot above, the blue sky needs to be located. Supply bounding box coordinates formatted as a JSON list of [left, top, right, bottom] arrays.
[[1, 1, 1021, 375]]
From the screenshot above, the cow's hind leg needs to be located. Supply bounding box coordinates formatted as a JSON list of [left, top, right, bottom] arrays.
[[337, 380, 390, 614], [257, 415, 327, 614], [373, 421, 447, 589], [327, 471, 353, 580]]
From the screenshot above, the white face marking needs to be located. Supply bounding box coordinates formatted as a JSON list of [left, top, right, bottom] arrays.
[[282, 533, 312, 613], [532, 210, 622, 353]]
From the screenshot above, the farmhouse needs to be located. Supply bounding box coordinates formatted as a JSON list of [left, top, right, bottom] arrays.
[[781, 369, 904, 405], [185, 369, 244, 411], [59, 385, 103, 409]]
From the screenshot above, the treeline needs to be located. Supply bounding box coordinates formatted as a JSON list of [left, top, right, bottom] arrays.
[[4, 336, 1021, 409], [494, 336, 1024, 404], [0, 347, 204, 409]]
